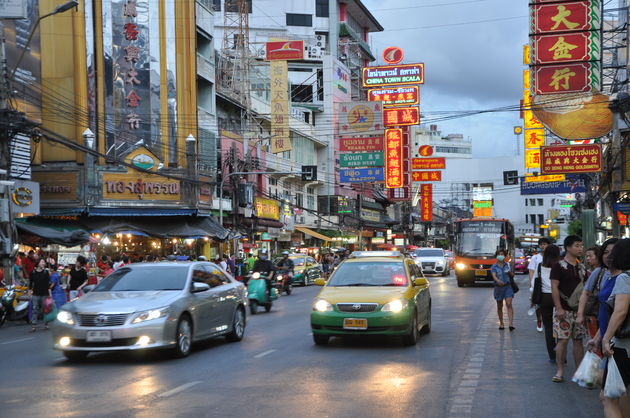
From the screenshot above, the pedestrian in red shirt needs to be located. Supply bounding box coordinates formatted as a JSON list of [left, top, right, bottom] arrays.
[[23, 250, 38, 278]]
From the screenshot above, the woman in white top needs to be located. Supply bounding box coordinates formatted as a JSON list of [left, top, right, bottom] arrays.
[[537, 244, 561, 362]]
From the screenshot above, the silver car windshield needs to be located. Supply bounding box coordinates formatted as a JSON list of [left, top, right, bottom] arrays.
[[414, 249, 444, 257], [328, 262, 408, 287], [93, 266, 189, 292]]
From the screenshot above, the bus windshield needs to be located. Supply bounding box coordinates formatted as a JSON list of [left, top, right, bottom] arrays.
[[455, 221, 507, 257]]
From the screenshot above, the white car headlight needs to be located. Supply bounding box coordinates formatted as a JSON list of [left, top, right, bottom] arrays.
[[456, 263, 467, 270], [312, 299, 333, 312], [131, 307, 170, 324], [381, 299, 408, 313], [57, 310, 75, 325]]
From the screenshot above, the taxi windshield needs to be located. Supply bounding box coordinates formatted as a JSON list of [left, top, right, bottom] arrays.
[[328, 261, 408, 287]]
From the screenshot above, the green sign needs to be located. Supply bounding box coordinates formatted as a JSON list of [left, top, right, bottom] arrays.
[[340, 152, 384, 168], [473, 201, 492, 209]]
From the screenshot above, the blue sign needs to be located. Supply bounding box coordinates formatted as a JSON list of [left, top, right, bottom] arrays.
[[614, 203, 630, 215], [520, 176, 586, 195], [340, 167, 384, 183]]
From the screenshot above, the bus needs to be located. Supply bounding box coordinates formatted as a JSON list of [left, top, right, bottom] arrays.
[[453, 218, 515, 287]]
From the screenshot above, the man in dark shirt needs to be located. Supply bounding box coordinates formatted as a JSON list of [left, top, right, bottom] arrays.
[[28, 259, 51, 331], [550, 235, 587, 382]]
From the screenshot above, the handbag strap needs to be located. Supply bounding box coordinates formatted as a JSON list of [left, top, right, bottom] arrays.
[[594, 268, 606, 293]]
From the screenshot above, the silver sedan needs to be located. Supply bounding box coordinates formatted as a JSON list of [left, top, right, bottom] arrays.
[[52, 262, 247, 361]]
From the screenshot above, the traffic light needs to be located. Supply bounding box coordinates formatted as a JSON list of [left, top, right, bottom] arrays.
[[301, 165, 317, 181], [503, 170, 518, 186]]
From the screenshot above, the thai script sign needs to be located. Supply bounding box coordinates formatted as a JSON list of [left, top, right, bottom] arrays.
[[540, 144, 602, 174], [254, 197, 280, 220], [340, 152, 384, 168], [362, 63, 425, 87], [411, 158, 445, 170], [102, 173, 181, 201], [340, 168, 385, 183], [339, 136, 384, 152]]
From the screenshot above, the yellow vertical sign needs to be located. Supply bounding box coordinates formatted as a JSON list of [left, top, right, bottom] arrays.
[[270, 60, 292, 153]]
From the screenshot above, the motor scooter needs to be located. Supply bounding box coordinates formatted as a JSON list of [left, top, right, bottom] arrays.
[[275, 271, 293, 296], [0, 285, 30, 327], [247, 271, 278, 315]]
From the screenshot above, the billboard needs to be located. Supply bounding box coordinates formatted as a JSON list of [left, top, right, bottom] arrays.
[[368, 86, 419, 107], [339, 136, 384, 152], [337, 102, 384, 135], [385, 128, 404, 188], [362, 63, 425, 87], [266, 41, 304, 60], [340, 168, 385, 183], [540, 144, 602, 174], [520, 176, 586, 195]]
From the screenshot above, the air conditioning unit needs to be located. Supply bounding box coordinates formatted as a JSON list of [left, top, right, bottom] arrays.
[[304, 45, 323, 60], [255, 48, 266, 59], [315, 34, 327, 49]]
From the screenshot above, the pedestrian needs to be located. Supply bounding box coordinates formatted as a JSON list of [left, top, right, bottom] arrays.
[[23, 250, 37, 279], [246, 252, 256, 273], [227, 254, 237, 276], [586, 238, 630, 417], [112, 255, 122, 269], [550, 235, 587, 383], [219, 255, 228, 272], [528, 238, 551, 332], [491, 249, 515, 331], [584, 245, 601, 276], [68, 256, 89, 299], [534, 244, 561, 362], [578, 238, 618, 339], [28, 259, 51, 332], [322, 251, 332, 279], [50, 265, 67, 309]]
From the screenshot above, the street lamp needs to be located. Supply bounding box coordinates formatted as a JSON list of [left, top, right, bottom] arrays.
[[9, 0, 79, 82]]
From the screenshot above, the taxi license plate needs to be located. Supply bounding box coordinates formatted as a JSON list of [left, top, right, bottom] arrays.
[[86, 331, 111, 342], [475, 269, 486, 277], [343, 318, 367, 330]]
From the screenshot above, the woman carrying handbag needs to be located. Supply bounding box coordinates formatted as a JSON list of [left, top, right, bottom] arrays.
[[491, 249, 516, 331]]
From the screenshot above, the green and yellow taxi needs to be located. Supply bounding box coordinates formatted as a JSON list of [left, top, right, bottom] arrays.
[[310, 251, 431, 346]]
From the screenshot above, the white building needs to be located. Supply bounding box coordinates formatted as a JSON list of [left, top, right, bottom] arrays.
[[411, 124, 472, 159]]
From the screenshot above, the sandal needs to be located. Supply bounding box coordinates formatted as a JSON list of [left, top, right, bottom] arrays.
[[552, 376, 564, 383], [499, 326, 505, 330], [509, 326, 515, 331]]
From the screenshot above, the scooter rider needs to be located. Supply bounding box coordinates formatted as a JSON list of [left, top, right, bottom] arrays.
[[252, 249, 276, 297], [276, 251, 295, 285]]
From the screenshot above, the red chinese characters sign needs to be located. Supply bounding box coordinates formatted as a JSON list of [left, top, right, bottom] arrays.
[[266, 41, 305, 60], [411, 158, 445, 170], [530, 1, 599, 34], [338, 136, 384, 152], [383, 107, 420, 127], [540, 144, 602, 174], [368, 86, 419, 107], [533, 62, 593, 95], [411, 171, 442, 182], [385, 129, 404, 188], [420, 184, 432, 222]]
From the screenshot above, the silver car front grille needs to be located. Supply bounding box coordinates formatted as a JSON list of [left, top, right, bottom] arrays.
[[77, 313, 129, 327]]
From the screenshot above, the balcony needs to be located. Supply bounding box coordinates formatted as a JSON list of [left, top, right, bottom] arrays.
[[197, 54, 215, 83]]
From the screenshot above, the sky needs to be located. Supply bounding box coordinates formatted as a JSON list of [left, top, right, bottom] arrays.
[[362, 0, 529, 157]]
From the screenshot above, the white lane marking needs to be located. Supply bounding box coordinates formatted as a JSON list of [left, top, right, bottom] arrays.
[[253, 349, 276, 359], [55, 357, 66, 361], [158, 381, 202, 398], [295, 299, 306, 303], [0, 337, 34, 345], [307, 333, 313, 336]]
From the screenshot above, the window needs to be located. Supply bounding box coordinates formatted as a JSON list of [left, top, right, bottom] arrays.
[[316, 0, 329, 17], [307, 194, 315, 209], [269, 178, 277, 186], [529, 199, 535, 206], [525, 199, 528, 207], [291, 84, 313, 103], [295, 193, 304, 207], [225, 0, 252, 13], [316, 68, 324, 101], [537, 198, 544, 206], [538, 214, 545, 225], [307, 257, 316, 265], [529, 214, 536, 224], [286, 13, 312, 27], [213, 0, 221, 11]]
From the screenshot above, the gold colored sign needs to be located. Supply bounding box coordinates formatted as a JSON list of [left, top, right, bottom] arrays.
[[524, 110, 544, 129], [254, 197, 280, 220], [102, 173, 181, 201], [523, 70, 531, 90], [270, 60, 292, 153], [32, 172, 78, 201], [525, 149, 541, 169], [524, 128, 545, 149], [524, 174, 566, 183]]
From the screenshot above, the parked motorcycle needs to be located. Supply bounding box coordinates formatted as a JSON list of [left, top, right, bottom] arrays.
[[0, 285, 30, 326], [247, 271, 278, 315]]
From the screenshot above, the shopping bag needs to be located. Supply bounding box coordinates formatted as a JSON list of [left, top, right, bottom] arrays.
[[42, 297, 53, 314], [43, 304, 58, 324], [604, 356, 627, 398], [572, 351, 601, 388]]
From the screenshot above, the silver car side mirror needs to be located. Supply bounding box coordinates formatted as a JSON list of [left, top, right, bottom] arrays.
[[192, 282, 210, 293]]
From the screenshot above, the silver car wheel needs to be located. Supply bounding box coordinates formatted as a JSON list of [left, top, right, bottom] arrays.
[[177, 319, 192, 354], [234, 309, 245, 338]]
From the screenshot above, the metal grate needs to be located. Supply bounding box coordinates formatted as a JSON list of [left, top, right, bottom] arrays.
[[77, 313, 129, 327], [336, 303, 378, 313]]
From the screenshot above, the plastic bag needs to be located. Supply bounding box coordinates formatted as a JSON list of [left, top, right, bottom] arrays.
[[572, 351, 601, 388], [604, 356, 627, 398], [42, 297, 53, 314]]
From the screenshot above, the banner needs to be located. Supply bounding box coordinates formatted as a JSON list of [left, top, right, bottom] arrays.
[[368, 86, 419, 107], [266, 41, 304, 60], [385, 129, 404, 188], [270, 60, 292, 153], [420, 184, 432, 222]]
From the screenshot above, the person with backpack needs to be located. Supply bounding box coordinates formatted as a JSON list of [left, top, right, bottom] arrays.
[[577, 238, 619, 339], [531, 244, 561, 362], [550, 235, 588, 383]]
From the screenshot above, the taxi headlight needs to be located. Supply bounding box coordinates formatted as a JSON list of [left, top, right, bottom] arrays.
[[313, 299, 333, 312], [131, 307, 169, 324], [381, 299, 408, 313], [57, 310, 75, 325], [456, 263, 467, 270]]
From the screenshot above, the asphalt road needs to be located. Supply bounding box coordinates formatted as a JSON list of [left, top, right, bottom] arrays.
[[0, 273, 602, 418]]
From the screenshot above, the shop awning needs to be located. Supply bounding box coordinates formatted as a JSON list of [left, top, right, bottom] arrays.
[[16, 220, 91, 247], [87, 208, 197, 216], [295, 226, 331, 242]]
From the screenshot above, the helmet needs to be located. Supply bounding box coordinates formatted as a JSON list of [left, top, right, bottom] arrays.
[[198, 256, 207, 261], [282, 251, 289, 256], [259, 249, 268, 260], [337, 247, 346, 254]]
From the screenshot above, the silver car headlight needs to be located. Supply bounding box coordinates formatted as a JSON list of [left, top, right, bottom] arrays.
[[436, 259, 444, 265], [57, 310, 75, 325], [381, 299, 409, 313], [131, 307, 170, 324]]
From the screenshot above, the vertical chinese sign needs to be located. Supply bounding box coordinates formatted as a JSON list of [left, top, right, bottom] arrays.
[[420, 184, 432, 222], [266, 40, 304, 153], [385, 128, 403, 188]]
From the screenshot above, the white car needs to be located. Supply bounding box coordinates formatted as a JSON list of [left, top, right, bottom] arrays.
[[413, 248, 449, 276]]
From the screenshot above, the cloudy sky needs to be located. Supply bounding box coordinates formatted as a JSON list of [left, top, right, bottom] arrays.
[[362, 0, 529, 157]]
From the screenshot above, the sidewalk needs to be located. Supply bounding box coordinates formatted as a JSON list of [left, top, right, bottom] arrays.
[[447, 275, 602, 418]]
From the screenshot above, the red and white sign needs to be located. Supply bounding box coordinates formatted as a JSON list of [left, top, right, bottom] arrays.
[[412, 157, 445, 170], [338, 136, 384, 152], [382, 46, 404, 65], [541, 144, 602, 174], [266, 41, 304, 60], [530, 1, 597, 34], [418, 145, 434, 157], [420, 184, 432, 222], [383, 107, 420, 127], [533, 62, 593, 95], [411, 171, 442, 182], [385, 128, 404, 189]]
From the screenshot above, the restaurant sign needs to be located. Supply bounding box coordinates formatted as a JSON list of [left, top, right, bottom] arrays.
[[411, 171, 442, 182], [383, 106, 420, 127], [102, 173, 181, 201], [340, 152, 384, 168], [540, 144, 602, 174], [420, 184, 432, 222], [339, 136, 384, 152], [340, 168, 385, 183], [254, 197, 280, 220]]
